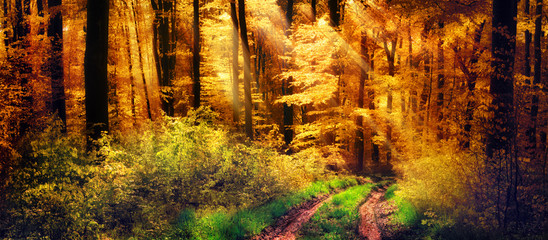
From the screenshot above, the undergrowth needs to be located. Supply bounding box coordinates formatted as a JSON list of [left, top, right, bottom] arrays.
[[0, 108, 337, 239], [298, 183, 373, 240], [384, 184, 418, 226], [162, 177, 359, 239]]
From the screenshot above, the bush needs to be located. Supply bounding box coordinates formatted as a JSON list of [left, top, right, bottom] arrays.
[[0, 108, 335, 239]]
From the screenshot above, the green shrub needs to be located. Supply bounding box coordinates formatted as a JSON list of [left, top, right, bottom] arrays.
[[1, 108, 336, 239]]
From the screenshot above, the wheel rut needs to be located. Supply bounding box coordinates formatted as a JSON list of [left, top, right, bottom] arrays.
[[252, 194, 332, 240], [358, 187, 387, 240]]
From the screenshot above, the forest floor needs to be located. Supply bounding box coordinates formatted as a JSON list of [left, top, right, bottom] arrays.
[[358, 187, 392, 240], [252, 194, 333, 240], [252, 182, 400, 240]]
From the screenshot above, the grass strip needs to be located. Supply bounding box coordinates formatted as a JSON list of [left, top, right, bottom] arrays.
[[384, 184, 418, 226], [298, 183, 374, 240], [163, 177, 359, 239]]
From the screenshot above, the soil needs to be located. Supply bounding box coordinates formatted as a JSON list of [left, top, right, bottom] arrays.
[[252, 194, 332, 240], [358, 186, 399, 240]]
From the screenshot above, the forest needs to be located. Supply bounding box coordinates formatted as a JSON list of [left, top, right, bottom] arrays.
[[0, 0, 546, 239]]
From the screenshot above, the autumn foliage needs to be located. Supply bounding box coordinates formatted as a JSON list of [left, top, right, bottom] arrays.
[[0, 0, 546, 238]]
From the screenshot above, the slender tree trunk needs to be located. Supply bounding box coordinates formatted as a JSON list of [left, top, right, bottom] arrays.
[[524, 0, 532, 78], [239, 0, 253, 139], [130, 1, 152, 120], [529, 0, 543, 150], [283, 0, 294, 147], [193, 0, 201, 108], [311, 0, 316, 22], [356, 32, 368, 171], [383, 38, 396, 168], [152, 0, 176, 116], [436, 32, 445, 140], [457, 21, 485, 148], [230, 1, 240, 123], [47, 0, 66, 130], [124, 24, 137, 126], [369, 50, 379, 165], [85, 0, 109, 146]]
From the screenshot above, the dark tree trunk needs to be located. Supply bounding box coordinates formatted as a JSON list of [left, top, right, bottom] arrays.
[[47, 0, 65, 130], [283, 0, 294, 147], [369, 50, 379, 165], [230, 1, 240, 123], [328, 0, 340, 27], [436, 34, 445, 140], [488, 0, 517, 157], [524, 0, 532, 78], [356, 33, 368, 171], [383, 38, 397, 167], [311, 0, 317, 22], [489, 0, 518, 229], [85, 0, 109, 146], [193, 0, 201, 108], [239, 0, 253, 139], [456, 21, 485, 149], [152, 0, 176, 116], [529, 0, 543, 149]]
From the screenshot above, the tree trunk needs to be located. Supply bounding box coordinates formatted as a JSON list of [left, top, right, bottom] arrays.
[[529, 0, 543, 151], [239, 0, 253, 139], [152, 0, 176, 116], [311, 0, 316, 22], [356, 32, 368, 172], [328, 0, 340, 27], [47, 0, 66, 130], [130, 1, 152, 120], [193, 0, 201, 108], [489, 0, 518, 229], [283, 0, 294, 147], [488, 0, 517, 157], [369, 50, 379, 165], [383, 38, 396, 168], [230, 1, 240, 123], [524, 0, 532, 78], [436, 33, 445, 140], [85, 0, 109, 146]]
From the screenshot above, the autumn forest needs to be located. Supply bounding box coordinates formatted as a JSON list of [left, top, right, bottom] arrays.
[[0, 0, 546, 239]]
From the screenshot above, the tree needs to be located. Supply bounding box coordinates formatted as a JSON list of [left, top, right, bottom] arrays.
[[528, 0, 543, 150], [152, 0, 176, 116], [239, 0, 253, 139], [47, 0, 66, 130], [355, 32, 368, 171], [85, 0, 109, 145], [193, 0, 201, 108], [488, 0, 518, 229], [283, 0, 295, 147], [328, 0, 341, 27], [488, 0, 517, 157], [230, 0, 240, 123]]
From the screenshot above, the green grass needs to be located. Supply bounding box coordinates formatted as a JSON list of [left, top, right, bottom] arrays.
[[299, 183, 373, 240], [384, 184, 418, 226], [162, 177, 359, 240]]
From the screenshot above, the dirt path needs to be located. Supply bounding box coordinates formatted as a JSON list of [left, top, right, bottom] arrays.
[[358, 188, 386, 240], [252, 194, 332, 240]]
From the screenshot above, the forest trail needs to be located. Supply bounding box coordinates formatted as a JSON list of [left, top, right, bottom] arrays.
[[359, 187, 387, 240], [252, 194, 332, 240]]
